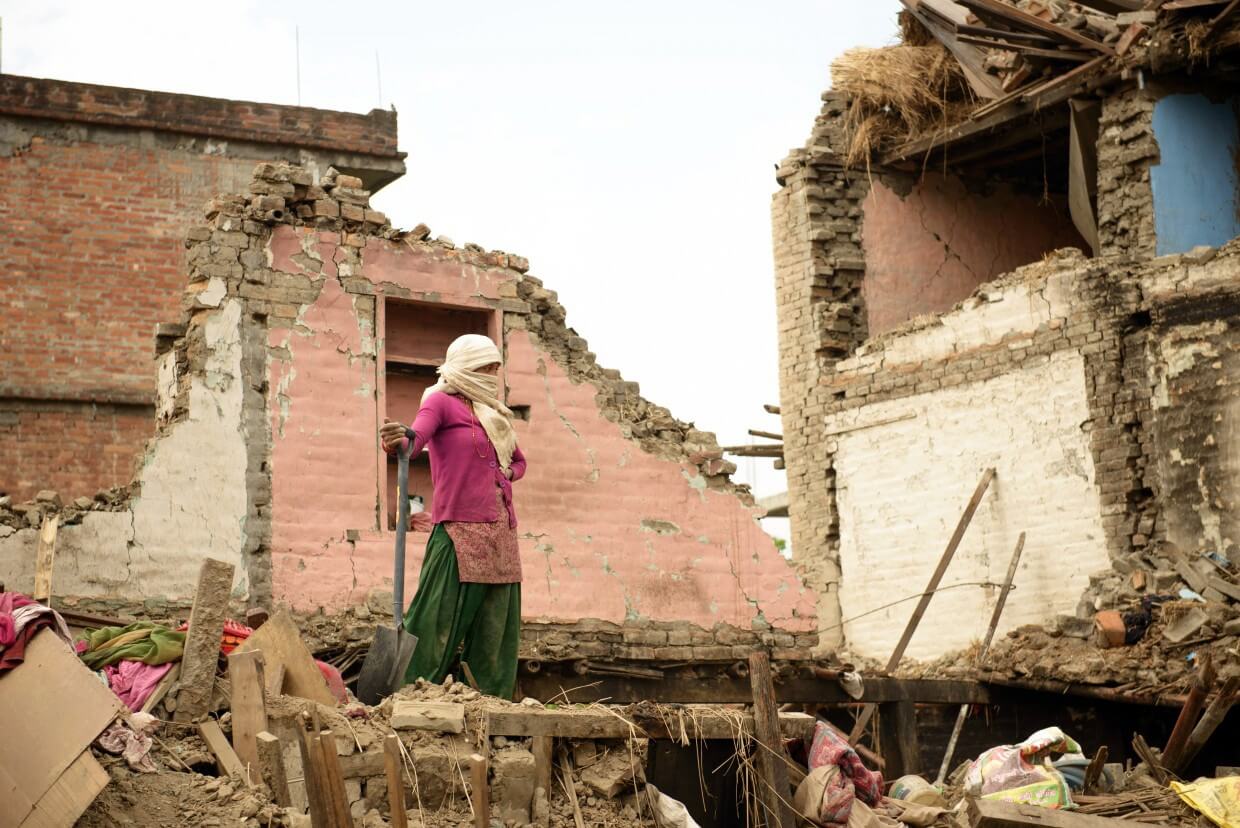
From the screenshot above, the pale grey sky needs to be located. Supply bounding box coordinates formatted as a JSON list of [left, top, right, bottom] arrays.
[[1, 1, 902, 539]]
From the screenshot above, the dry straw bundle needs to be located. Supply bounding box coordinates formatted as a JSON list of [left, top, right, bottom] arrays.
[[830, 36, 974, 166]]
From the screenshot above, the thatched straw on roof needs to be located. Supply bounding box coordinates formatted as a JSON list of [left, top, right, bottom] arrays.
[[830, 42, 974, 166]]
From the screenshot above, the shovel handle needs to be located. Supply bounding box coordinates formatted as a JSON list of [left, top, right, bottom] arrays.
[[393, 440, 412, 628]]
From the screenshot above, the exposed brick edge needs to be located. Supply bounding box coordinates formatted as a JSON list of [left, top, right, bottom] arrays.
[[0, 74, 403, 158]]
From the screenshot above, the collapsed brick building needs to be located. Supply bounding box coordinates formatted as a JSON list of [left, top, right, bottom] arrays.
[[0, 74, 405, 503], [773, 1, 1240, 663], [0, 83, 816, 663]]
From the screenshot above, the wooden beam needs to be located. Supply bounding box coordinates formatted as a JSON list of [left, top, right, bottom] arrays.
[[227, 650, 268, 780], [901, 1, 1006, 99], [297, 715, 333, 827], [747, 429, 783, 441], [883, 58, 1108, 164], [318, 730, 354, 828], [32, 514, 59, 605], [849, 468, 996, 744], [470, 753, 490, 828], [955, 0, 1115, 54], [515, 672, 990, 706], [257, 731, 292, 808], [175, 558, 235, 723], [749, 652, 795, 828], [199, 719, 247, 782], [486, 708, 815, 742], [879, 700, 921, 779], [384, 733, 409, 828], [235, 610, 335, 707], [532, 735, 554, 804], [970, 797, 1135, 828]]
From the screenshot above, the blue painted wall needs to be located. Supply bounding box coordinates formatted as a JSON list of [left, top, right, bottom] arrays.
[[1150, 93, 1240, 256]]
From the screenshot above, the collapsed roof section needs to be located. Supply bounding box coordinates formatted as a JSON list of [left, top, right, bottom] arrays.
[[822, 0, 1240, 255]]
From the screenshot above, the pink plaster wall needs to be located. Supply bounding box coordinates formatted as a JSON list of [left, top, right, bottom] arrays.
[[862, 172, 1085, 337], [264, 226, 814, 632]]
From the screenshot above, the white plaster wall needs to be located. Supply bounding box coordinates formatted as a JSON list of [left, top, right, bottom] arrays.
[[831, 350, 1110, 660], [128, 298, 249, 598], [0, 299, 249, 600]]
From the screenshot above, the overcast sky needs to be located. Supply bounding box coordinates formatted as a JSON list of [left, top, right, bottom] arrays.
[[2, 0, 902, 542]]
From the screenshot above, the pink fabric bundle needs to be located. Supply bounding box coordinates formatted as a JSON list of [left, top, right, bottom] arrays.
[[104, 660, 176, 712]]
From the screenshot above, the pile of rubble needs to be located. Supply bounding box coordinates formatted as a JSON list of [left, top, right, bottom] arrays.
[[0, 486, 128, 531]]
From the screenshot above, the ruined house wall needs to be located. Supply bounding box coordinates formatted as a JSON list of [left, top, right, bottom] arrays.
[[1141, 247, 1240, 565], [0, 161, 816, 654], [0, 74, 403, 502], [771, 91, 870, 652], [261, 223, 816, 638], [862, 172, 1085, 337], [818, 252, 1149, 659]]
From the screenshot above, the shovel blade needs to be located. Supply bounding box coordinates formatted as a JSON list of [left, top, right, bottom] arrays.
[[356, 626, 418, 705]]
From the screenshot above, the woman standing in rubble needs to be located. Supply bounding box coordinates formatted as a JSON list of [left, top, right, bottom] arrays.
[[379, 334, 525, 700]]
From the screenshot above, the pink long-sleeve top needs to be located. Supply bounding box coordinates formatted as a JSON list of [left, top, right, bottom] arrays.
[[396, 391, 526, 527]]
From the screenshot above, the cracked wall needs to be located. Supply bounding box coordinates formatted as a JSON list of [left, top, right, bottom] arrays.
[[831, 350, 1108, 659], [862, 172, 1086, 337], [0, 297, 250, 600]]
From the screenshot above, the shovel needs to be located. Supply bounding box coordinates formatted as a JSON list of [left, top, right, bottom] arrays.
[[357, 441, 419, 704]]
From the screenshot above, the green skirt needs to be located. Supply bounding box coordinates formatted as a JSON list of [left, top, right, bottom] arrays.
[[401, 523, 521, 700]]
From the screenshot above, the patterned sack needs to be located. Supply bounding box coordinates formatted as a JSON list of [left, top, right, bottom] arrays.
[[964, 727, 1081, 809]]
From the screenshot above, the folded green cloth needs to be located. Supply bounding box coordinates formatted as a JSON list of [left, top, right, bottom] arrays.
[[79, 622, 186, 670]]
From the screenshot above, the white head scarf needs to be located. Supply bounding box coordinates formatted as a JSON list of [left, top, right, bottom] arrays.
[[420, 334, 518, 471]]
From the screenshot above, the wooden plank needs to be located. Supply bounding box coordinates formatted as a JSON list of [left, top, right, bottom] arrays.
[[901, 1, 1006, 99], [486, 708, 815, 742], [532, 735, 554, 803], [19, 750, 109, 828], [958, 35, 1094, 62], [267, 661, 287, 698], [318, 730, 354, 828], [849, 468, 996, 743], [556, 747, 586, 828], [235, 609, 335, 707], [297, 715, 333, 827], [0, 629, 123, 828], [384, 733, 409, 828], [31, 514, 58, 605], [228, 650, 268, 781], [257, 731, 292, 808], [970, 797, 1136, 828], [749, 652, 795, 828], [879, 700, 921, 779], [1163, 653, 1216, 771], [199, 719, 248, 782], [955, 0, 1115, 54], [175, 558, 235, 722], [470, 753, 490, 828]]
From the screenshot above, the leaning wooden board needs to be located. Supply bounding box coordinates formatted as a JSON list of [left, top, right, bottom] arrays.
[[0, 629, 123, 828], [19, 750, 111, 828], [234, 610, 335, 706]]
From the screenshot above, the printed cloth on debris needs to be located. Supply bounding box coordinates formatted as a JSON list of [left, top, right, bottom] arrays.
[[0, 592, 73, 673], [802, 723, 884, 825]]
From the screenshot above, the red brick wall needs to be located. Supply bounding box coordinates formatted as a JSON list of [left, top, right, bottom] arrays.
[[0, 400, 153, 501], [0, 76, 403, 503]]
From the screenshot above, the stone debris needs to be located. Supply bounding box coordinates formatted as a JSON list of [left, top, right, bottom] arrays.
[[389, 700, 466, 734]]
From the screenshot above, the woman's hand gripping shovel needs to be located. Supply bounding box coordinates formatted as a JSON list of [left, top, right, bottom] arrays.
[[357, 440, 419, 704]]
